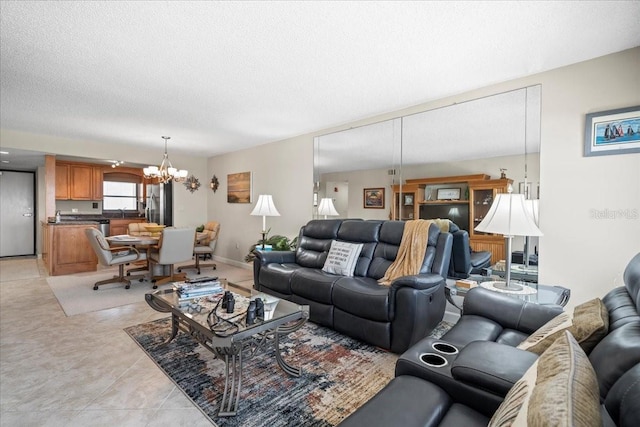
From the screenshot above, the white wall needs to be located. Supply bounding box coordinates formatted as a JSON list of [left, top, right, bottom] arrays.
[[207, 136, 313, 268], [537, 48, 640, 308]]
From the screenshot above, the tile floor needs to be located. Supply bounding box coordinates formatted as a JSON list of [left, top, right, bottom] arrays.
[[0, 257, 253, 426]]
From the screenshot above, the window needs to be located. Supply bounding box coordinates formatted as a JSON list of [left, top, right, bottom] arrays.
[[103, 181, 138, 211]]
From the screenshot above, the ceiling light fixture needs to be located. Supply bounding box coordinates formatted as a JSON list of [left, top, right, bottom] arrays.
[[143, 136, 188, 184]]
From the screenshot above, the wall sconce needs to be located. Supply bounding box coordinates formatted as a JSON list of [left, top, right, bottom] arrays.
[[184, 175, 201, 193], [210, 175, 219, 192]]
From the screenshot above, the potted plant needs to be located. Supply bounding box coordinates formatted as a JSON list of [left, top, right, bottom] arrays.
[[245, 233, 298, 263]]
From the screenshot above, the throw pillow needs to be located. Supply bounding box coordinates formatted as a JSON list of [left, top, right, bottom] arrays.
[[516, 298, 608, 355], [322, 240, 363, 277], [489, 330, 601, 427]]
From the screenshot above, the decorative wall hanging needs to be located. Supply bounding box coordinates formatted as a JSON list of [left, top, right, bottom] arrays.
[[363, 188, 385, 209], [584, 106, 640, 157], [184, 175, 201, 193], [210, 175, 219, 192], [227, 171, 252, 203]]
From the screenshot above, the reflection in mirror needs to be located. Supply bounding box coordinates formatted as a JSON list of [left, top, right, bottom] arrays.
[[314, 85, 542, 272], [314, 118, 401, 219]]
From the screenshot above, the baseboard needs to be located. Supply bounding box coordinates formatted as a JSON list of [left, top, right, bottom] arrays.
[[212, 255, 252, 270]]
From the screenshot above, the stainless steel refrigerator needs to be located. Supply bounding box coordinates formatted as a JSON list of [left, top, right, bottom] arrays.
[[145, 182, 173, 226]]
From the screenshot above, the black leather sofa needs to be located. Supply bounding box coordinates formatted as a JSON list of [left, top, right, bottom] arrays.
[[448, 222, 491, 279], [338, 252, 640, 426], [253, 219, 452, 353]]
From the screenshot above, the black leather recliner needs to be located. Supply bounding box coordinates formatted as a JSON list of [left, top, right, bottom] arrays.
[[448, 222, 491, 279], [338, 252, 640, 426]]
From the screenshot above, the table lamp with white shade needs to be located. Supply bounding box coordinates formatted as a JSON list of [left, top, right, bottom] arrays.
[[474, 188, 542, 292], [250, 195, 280, 249], [317, 198, 339, 219]]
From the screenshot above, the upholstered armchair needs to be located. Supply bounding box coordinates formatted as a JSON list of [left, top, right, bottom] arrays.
[[179, 221, 220, 275], [148, 227, 196, 288], [128, 222, 158, 236], [84, 228, 145, 290], [448, 222, 491, 279]]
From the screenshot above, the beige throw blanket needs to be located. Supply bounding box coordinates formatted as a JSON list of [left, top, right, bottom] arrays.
[[378, 219, 450, 286]]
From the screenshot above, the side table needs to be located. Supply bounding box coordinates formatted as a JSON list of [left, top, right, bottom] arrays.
[[445, 276, 570, 312]]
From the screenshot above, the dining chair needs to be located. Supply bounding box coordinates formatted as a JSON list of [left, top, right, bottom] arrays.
[[126, 222, 159, 275], [84, 228, 145, 290], [148, 227, 196, 288], [178, 221, 220, 275]]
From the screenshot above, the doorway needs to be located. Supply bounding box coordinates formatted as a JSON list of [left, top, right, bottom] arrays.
[[0, 170, 36, 257]]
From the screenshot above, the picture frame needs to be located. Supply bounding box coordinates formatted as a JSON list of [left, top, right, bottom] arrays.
[[363, 188, 385, 209], [436, 187, 461, 200], [227, 171, 252, 203], [584, 106, 640, 157]]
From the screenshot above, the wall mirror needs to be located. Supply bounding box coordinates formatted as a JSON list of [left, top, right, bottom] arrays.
[[315, 84, 542, 265]]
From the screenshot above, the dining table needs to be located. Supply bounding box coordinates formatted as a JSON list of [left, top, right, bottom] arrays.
[[105, 231, 209, 280]]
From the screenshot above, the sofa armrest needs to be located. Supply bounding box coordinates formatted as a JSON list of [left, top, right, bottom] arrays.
[[253, 250, 298, 289], [451, 341, 538, 396], [254, 250, 297, 265], [389, 275, 447, 353], [391, 273, 445, 291], [463, 287, 564, 334]]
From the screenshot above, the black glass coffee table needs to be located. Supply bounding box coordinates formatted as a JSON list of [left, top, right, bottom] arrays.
[[145, 282, 309, 416]]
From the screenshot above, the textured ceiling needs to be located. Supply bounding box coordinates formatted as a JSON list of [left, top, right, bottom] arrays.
[[1, 1, 639, 164]]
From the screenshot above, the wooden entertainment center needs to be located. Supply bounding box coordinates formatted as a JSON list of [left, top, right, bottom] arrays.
[[392, 174, 513, 264]]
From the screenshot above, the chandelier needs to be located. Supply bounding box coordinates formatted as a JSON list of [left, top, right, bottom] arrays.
[[143, 136, 188, 183]]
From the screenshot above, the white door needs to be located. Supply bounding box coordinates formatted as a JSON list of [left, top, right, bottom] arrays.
[[0, 171, 35, 257]]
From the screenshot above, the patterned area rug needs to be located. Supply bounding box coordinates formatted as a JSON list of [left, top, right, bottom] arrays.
[[125, 318, 452, 426]]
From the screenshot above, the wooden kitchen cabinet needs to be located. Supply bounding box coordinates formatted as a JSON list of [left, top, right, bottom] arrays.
[[109, 218, 146, 236], [55, 164, 70, 200], [55, 161, 104, 200], [69, 164, 92, 200], [92, 166, 103, 199], [42, 223, 98, 276]]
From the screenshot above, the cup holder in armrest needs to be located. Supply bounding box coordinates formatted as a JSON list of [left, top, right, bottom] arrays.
[[419, 353, 448, 368], [432, 342, 458, 355]]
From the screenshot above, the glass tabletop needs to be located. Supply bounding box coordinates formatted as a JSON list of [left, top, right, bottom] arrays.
[[491, 263, 539, 283], [447, 274, 570, 307], [148, 285, 306, 337]]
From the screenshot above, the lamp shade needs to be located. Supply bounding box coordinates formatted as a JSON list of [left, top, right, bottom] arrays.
[[475, 193, 543, 237], [525, 199, 540, 226], [317, 198, 339, 218], [251, 194, 280, 232], [250, 195, 280, 217]]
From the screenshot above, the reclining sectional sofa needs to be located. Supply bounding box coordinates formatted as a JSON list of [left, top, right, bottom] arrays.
[[339, 252, 640, 426], [253, 219, 452, 353]]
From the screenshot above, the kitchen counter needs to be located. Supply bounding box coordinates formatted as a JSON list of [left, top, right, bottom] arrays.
[[48, 221, 99, 225], [42, 222, 98, 276]]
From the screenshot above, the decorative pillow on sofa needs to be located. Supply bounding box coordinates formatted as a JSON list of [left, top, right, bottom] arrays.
[[516, 298, 608, 355], [489, 330, 601, 427], [322, 240, 363, 277]]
